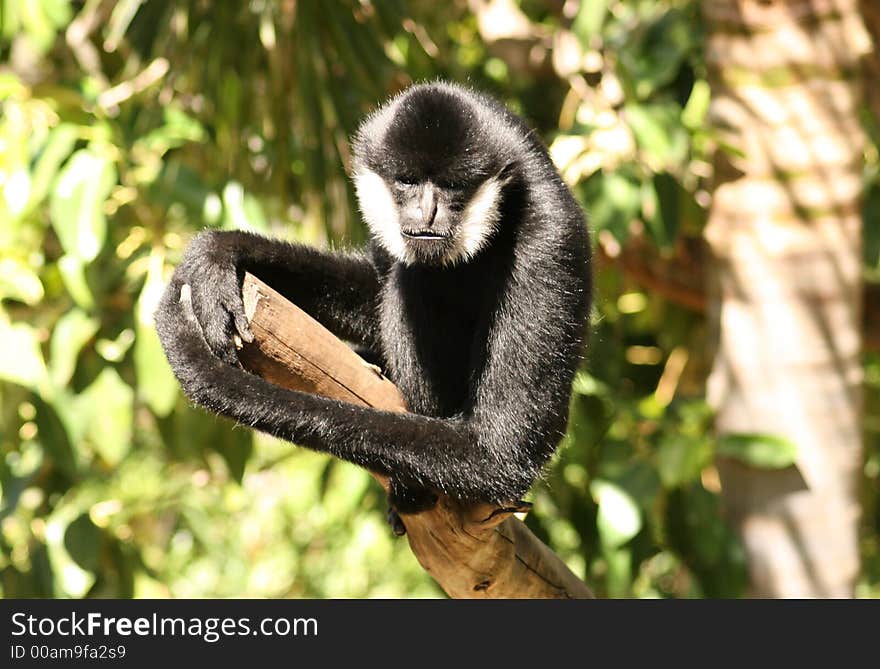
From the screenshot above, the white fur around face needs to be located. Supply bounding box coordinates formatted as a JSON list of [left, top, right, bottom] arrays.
[[354, 168, 503, 266], [353, 168, 412, 263], [450, 176, 502, 264]]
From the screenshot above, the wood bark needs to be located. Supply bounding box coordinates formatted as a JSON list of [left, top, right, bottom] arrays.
[[236, 272, 593, 599], [703, 0, 869, 597]]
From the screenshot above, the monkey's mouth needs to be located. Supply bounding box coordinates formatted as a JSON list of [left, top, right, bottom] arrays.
[[401, 230, 450, 241]]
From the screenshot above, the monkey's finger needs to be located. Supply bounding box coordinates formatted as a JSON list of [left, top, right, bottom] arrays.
[[218, 281, 253, 345], [190, 287, 242, 366], [178, 284, 198, 325], [174, 284, 229, 371], [178, 284, 211, 352], [232, 307, 254, 344], [203, 317, 241, 367]]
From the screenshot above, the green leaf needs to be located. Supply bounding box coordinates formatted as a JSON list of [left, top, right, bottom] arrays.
[[133, 249, 178, 416], [95, 328, 135, 362], [0, 318, 49, 391], [64, 513, 102, 573], [646, 172, 682, 248], [134, 323, 178, 416], [0, 0, 22, 39], [682, 79, 711, 129], [27, 123, 79, 212], [105, 0, 146, 52], [583, 171, 641, 240], [50, 309, 99, 387], [45, 495, 97, 597], [657, 436, 712, 489], [571, 371, 609, 396], [212, 429, 254, 484], [618, 8, 692, 99], [572, 0, 608, 46], [135, 106, 207, 159], [591, 479, 642, 549], [0, 257, 44, 304], [625, 103, 688, 170], [221, 181, 268, 232], [33, 395, 79, 477], [2, 168, 31, 219], [603, 545, 632, 598], [57, 254, 95, 309], [716, 433, 798, 469], [322, 463, 371, 518], [49, 148, 116, 261], [81, 368, 133, 466]]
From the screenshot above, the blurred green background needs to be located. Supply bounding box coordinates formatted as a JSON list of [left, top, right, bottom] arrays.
[[1, 0, 878, 598]]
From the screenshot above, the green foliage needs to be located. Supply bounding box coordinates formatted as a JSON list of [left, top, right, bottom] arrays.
[[716, 434, 798, 470], [1, 0, 877, 599]]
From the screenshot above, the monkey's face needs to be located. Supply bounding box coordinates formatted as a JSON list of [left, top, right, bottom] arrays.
[[353, 166, 506, 267], [352, 86, 513, 267]]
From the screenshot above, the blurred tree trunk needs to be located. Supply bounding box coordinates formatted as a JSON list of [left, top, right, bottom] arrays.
[[703, 0, 871, 597], [859, 0, 880, 118]]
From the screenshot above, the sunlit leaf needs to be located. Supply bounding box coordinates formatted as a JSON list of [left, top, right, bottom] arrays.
[[716, 433, 798, 470], [625, 103, 688, 171], [133, 250, 178, 416], [591, 479, 642, 548], [322, 463, 372, 518], [27, 123, 78, 212], [0, 318, 49, 391], [50, 149, 116, 261], [2, 169, 30, 218], [81, 368, 133, 466], [133, 322, 178, 417], [135, 106, 206, 158], [682, 79, 711, 129], [45, 497, 97, 597], [50, 309, 99, 387], [104, 0, 145, 52], [95, 329, 135, 362], [221, 181, 268, 232], [0, 257, 44, 304], [572, 371, 609, 396], [572, 0, 608, 46], [57, 254, 95, 309]]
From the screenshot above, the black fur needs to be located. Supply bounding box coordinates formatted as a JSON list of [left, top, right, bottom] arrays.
[[155, 82, 591, 519]]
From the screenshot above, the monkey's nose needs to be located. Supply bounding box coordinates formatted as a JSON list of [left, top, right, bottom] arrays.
[[419, 186, 438, 227]]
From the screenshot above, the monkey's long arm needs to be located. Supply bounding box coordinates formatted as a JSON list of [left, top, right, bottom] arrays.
[[182, 230, 383, 351], [155, 279, 547, 505]]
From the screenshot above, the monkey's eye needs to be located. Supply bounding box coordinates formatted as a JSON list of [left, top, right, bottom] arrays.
[[395, 175, 418, 186]]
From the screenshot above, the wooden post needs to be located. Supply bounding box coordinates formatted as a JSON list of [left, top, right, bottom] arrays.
[[237, 272, 593, 599]]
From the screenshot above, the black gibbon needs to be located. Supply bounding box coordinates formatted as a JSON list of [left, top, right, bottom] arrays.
[[155, 81, 592, 533]]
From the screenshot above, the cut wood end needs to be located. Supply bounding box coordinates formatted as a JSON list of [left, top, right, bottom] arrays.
[[242, 275, 262, 321]]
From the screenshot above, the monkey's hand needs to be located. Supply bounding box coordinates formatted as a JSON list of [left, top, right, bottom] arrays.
[[157, 231, 253, 366]]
